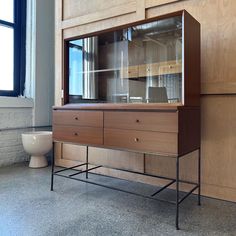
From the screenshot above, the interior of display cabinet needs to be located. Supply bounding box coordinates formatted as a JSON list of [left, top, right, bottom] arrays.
[[65, 14, 184, 105]]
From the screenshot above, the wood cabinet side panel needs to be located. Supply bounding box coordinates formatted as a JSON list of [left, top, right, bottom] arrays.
[[178, 108, 200, 156], [183, 11, 201, 106]]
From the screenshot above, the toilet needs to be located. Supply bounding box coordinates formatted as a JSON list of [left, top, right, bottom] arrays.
[[22, 131, 52, 168]]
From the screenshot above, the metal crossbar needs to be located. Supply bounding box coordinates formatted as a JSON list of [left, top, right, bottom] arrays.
[[50, 143, 201, 230]]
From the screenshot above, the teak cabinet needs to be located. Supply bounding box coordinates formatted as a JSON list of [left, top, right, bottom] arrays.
[[52, 10, 201, 229], [53, 106, 200, 157]]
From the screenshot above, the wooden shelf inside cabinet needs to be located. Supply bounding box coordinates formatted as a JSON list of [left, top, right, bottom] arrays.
[[138, 60, 182, 78], [77, 60, 182, 79]]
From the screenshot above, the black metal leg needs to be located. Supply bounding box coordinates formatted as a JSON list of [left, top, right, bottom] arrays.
[[198, 148, 201, 206], [86, 146, 88, 179], [176, 156, 180, 230], [50, 142, 55, 191]]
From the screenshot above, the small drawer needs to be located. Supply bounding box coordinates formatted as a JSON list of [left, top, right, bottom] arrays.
[[53, 110, 103, 127], [120, 65, 138, 79], [104, 111, 178, 132], [53, 125, 103, 145], [159, 63, 182, 75], [104, 128, 178, 155]]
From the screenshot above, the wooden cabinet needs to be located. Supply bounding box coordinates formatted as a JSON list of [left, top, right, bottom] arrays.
[[104, 111, 178, 132], [52, 8, 201, 228], [53, 107, 200, 157], [53, 110, 103, 127], [53, 110, 103, 145], [53, 9, 200, 157], [64, 10, 200, 106]]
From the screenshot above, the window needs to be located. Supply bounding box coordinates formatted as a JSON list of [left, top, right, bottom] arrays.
[[0, 0, 26, 96], [69, 40, 84, 98]]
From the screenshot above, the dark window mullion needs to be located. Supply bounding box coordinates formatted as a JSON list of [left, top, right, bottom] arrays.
[[0, 19, 15, 28], [13, 0, 21, 96]]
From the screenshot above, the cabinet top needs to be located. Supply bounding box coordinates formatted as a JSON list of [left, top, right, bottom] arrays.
[[53, 103, 199, 111]]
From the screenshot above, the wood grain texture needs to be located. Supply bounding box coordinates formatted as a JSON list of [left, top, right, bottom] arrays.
[[53, 103, 181, 111], [53, 110, 103, 127], [63, 0, 135, 20], [62, 1, 136, 29], [201, 95, 236, 190], [104, 128, 178, 155], [104, 111, 178, 132], [145, 0, 180, 8], [183, 11, 201, 106], [178, 108, 200, 155], [53, 125, 103, 145]]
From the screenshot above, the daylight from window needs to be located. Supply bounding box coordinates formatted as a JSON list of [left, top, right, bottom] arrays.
[[0, 0, 14, 91]]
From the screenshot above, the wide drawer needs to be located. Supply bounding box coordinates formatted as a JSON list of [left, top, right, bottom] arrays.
[[104, 128, 178, 155], [53, 110, 103, 127], [104, 111, 178, 132], [53, 125, 103, 145]]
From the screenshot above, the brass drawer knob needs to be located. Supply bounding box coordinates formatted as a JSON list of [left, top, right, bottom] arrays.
[[134, 138, 139, 142], [136, 119, 140, 123], [74, 132, 79, 136], [75, 117, 78, 120]]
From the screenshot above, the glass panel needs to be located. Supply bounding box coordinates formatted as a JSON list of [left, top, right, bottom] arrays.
[[0, 0, 14, 23], [68, 15, 182, 104], [69, 40, 83, 97], [0, 26, 14, 90]]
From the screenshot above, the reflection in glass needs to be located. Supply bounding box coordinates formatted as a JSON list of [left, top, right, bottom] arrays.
[[68, 16, 182, 104], [0, 26, 14, 90]]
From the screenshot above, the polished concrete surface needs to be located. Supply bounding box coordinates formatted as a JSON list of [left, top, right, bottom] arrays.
[[0, 163, 236, 236]]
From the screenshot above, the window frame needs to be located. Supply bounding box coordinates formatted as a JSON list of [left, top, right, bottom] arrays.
[[0, 0, 26, 97]]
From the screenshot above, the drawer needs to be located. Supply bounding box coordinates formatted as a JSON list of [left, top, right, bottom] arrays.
[[120, 65, 138, 79], [53, 110, 103, 127], [159, 63, 182, 75], [138, 61, 182, 77], [104, 129, 178, 155], [53, 125, 103, 145], [139, 63, 159, 77], [104, 111, 178, 132]]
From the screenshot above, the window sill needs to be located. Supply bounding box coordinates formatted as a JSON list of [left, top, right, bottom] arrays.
[[0, 96, 33, 108]]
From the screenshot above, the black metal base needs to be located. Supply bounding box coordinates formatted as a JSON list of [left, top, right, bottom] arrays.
[[50, 145, 201, 230]]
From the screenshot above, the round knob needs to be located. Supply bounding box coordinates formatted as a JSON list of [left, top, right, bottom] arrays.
[[74, 132, 78, 136], [134, 138, 139, 142], [136, 119, 140, 123], [147, 68, 150, 72], [75, 117, 78, 120], [169, 65, 173, 69]]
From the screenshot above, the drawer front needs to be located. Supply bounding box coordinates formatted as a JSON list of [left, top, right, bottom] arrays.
[[104, 129, 178, 155], [53, 125, 103, 145], [53, 110, 103, 127], [120, 65, 138, 79], [159, 63, 182, 75], [104, 111, 178, 132]]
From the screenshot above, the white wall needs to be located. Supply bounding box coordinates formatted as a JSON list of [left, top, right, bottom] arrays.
[[0, 0, 55, 166], [33, 0, 55, 126]]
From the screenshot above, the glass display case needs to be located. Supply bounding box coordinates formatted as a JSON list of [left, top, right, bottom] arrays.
[[65, 15, 183, 104]]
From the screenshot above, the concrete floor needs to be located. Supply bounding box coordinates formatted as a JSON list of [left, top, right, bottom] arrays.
[[0, 163, 236, 236]]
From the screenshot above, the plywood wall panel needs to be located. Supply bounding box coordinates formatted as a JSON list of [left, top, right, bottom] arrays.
[[201, 95, 236, 189], [63, 12, 138, 39], [63, 0, 135, 20], [55, 0, 236, 201], [147, 0, 236, 94]]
